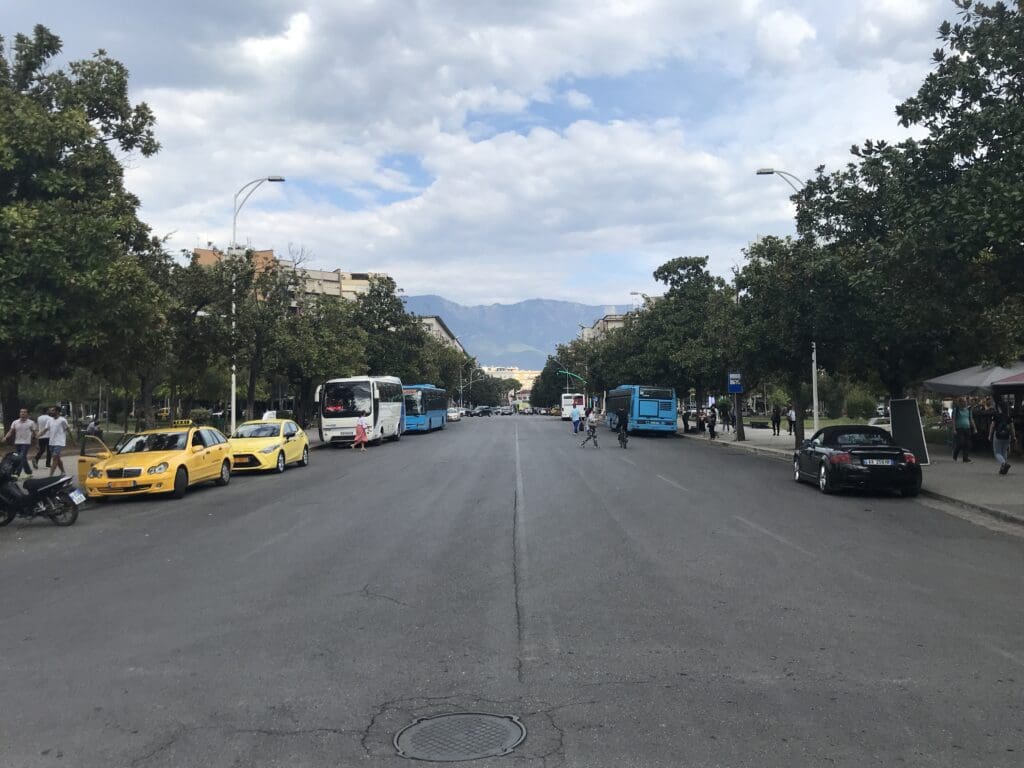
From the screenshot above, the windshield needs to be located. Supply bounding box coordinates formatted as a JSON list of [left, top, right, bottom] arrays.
[[832, 431, 894, 447], [322, 382, 372, 418], [403, 390, 422, 415], [233, 423, 281, 438], [117, 432, 188, 453]]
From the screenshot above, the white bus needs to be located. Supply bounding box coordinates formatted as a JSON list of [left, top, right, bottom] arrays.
[[560, 392, 585, 420], [316, 376, 405, 446]]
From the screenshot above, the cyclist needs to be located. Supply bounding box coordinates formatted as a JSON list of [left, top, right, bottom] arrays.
[[580, 408, 600, 448], [615, 406, 629, 447]]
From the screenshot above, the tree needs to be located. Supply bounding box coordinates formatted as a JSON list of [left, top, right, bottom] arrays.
[[278, 294, 366, 426], [355, 277, 430, 382], [0, 25, 159, 419]]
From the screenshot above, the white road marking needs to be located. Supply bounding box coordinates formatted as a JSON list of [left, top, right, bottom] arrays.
[[656, 474, 688, 492], [621, 457, 637, 467], [733, 515, 817, 558], [980, 640, 1024, 668], [236, 518, 309, 562]]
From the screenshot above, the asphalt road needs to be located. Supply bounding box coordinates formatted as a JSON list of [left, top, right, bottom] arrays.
[[2, 416, 1023, 767]]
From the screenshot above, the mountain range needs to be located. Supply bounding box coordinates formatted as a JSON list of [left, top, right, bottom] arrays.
[[403, 295, 629, 370]]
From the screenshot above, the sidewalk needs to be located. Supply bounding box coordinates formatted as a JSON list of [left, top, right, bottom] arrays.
[[684, 422, 1024, 525]]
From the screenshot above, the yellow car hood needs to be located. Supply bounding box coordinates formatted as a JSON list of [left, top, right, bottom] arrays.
[[97, 450, 184, 471], [229, 437, 284, 453]]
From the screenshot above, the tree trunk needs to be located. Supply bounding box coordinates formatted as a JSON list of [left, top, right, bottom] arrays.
[[246, 353, 261, 421], [139, 374, 155, 431], [0, 377, 19, 428], [733, 392, 746, 442], [791, 393, 807, 448]]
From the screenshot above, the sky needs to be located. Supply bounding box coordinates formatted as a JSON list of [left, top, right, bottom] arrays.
[[11, 0, 955, 305]]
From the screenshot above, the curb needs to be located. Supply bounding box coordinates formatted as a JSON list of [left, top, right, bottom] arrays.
[[918, 490, 1024, 526], [685, 432, 1024, 527]]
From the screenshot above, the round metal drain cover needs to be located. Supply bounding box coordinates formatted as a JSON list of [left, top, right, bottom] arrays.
[[394, 712, 526, 762]]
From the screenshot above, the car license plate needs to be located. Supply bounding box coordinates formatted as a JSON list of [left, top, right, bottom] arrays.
[[69, 489, 86, 505], [863, 458, 894, 466]]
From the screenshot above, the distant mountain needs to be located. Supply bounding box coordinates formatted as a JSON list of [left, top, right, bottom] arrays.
[[403, 295, 629, 370]]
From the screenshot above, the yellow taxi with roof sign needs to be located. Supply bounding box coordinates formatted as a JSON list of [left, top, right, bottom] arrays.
[[83, 420, 233, 499], [228, 418, 310, 473]]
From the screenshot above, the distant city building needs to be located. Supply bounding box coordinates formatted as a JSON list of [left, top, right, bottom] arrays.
[[581, 313, 626, 341], [482, 366, 541, 393], [420, 316, 465, 354], [193, 248, 384, 302]]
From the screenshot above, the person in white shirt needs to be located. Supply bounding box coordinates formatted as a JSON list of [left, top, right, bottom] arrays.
[[4, 408, 37, 478], [46, 407, 72, 477], [34, 409, 52, 469]]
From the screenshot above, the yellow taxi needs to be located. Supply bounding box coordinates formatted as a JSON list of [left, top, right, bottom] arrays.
[[228, 418, 310, 473], [83, 421, 233, 500]]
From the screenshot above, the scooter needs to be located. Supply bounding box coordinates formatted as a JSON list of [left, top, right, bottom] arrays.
[[0, 452, 84, 527]]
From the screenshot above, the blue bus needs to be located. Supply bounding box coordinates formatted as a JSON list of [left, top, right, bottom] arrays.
[[403, 385, 448, 432], [605, 385, 678, 434]]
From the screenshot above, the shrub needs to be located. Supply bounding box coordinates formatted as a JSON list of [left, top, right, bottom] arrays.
[[189, 408, 212, 424], [846, 388, 876, 419]]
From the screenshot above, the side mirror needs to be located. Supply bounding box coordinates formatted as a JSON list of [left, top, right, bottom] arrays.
[[314, 385, 322, 404], [801, 439, 813, 449], [191, 443, 204, 453]]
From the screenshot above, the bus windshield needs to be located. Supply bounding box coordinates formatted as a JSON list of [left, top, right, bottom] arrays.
[[322, 382, 372, 418], [403, 389, 423, 415]]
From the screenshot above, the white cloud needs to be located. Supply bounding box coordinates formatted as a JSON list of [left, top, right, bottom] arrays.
[[7, 0, 957, 302], [756, 9, 817, 66], [565, 89, 593, 110]]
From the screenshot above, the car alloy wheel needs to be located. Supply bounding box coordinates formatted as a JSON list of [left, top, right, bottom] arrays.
[[216, 461, 231, 486], [276, 452, 286, 473], [299, 446, 309, 466], [818, 463, 833, 494], [793, 459, 802, 483]]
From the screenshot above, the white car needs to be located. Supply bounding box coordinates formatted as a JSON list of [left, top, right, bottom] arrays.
[[446, 407, 462, 422]]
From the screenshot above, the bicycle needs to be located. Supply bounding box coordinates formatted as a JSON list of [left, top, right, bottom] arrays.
[[580, 424, 599, 448], [617, 428, 628, 449]]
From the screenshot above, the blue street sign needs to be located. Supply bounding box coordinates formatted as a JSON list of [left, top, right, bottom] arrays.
[[728, 372, 743, 394]]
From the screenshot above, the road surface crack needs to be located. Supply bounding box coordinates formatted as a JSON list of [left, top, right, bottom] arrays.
[[345, 583, 408, 607]]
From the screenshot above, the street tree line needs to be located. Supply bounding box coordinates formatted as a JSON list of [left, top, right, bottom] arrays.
[[534, 1, 1024, 442], [0, 24, 513, 428]]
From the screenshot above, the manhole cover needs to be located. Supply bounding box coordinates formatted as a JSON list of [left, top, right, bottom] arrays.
[[394, 712, 526, 762]]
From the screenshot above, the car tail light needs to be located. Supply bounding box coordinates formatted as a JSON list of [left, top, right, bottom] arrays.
[[902, 452, 917, 464], [829, 452, 852, 465]]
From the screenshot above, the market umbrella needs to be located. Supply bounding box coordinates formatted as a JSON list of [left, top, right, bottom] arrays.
[[992, 370, 1024, 390], [923, 362, 1024, 395]]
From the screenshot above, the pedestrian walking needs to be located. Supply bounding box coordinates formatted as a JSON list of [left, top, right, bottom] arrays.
[[786, 406, 796, 436], [951, 397, 976, 463], [4, 408, 36, 478], [34, 407, 52, 469], [682, 409, 690, 434], [46, 407, 71, 476], [989, 405, 1015, 474], [706, 408, 717, 440], [351, 414, 369, 452], [570, 404, 581, 434], [580, 409, 600, 448], [771, 405, 781, 436], [697, 409, 706, 434]]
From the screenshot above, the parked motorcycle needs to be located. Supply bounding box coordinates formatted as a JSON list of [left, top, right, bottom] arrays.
[[0, 452, 84, 527]]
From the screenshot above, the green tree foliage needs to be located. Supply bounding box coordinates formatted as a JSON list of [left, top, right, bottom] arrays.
[[0, 25, 160, 418], [354, 276, 431, 382]]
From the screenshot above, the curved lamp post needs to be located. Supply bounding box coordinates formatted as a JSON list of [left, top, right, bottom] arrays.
[[755, 167, 819, 433], [229, 175, 285, 435]]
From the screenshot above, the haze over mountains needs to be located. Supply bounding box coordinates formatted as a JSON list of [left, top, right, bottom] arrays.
[[403, 295, 629, 370]]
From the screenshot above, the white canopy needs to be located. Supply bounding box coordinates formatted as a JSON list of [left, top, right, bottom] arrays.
[[923, 362, 1024, 395]]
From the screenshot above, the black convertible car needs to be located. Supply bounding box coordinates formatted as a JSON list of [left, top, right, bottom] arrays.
[[793, 425, 922, 497]]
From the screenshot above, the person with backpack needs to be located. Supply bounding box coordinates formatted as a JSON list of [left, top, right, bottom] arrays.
[[988, 404, 1015, 475], [706, 407, 717, 440], [951, 397, 976, 463]]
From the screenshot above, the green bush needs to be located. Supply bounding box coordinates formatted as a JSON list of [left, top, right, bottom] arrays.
[[189, 408, 212, 424], [846, 388, 876, 419]]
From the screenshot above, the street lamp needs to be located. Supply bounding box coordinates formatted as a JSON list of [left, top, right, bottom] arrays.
[[229, 175, 285, 435], [756, 166, 819, 433]]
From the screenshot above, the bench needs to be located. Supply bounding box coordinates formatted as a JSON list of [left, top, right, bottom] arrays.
[[748, 420, 770, 429]]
